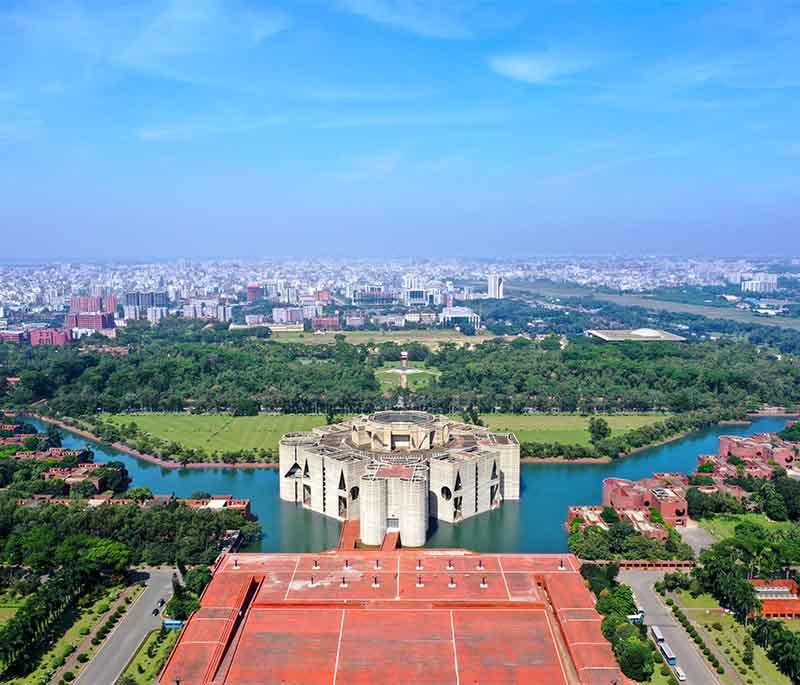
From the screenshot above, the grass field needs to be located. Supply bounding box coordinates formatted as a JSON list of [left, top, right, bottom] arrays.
[[479, 413, 671, 446], [699, 513, 796, 541], [104, 413, 327, 453], [269, 328, 495, 348], [375, 361, 441, 392], [0, 606, 17, 625], [509, 280, 800, 332], [673, 591, 790, 685], [104, 412, 671, 453]]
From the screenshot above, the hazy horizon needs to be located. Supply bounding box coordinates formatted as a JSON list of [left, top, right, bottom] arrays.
[[2, 0, 799, 258]]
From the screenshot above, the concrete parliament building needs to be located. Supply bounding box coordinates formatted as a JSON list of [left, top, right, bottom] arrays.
[[279, 411, 520, 547]]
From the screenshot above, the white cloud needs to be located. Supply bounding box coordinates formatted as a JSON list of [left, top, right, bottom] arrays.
[[315, 108, 507, 129], [337, 0, 485, 39], [120, 0, 290, 75], [136, 114, 287, 142], [335, 151, 402, 182], [488, 52, 591, 85]]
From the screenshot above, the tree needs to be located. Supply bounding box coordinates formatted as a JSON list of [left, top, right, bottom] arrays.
[[616, 637, 655, 681], [600, 506, 620, 524], [588, 417, 611, 444]]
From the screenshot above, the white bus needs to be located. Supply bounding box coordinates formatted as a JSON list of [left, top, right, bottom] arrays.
[[650, 625, 665, 643], [659, 641, 677, 665], [674, 665, 687, 681]]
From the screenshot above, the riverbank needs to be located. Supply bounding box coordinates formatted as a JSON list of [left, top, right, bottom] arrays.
[[23, 413, 793, 554], [24, 414, 279, 470]]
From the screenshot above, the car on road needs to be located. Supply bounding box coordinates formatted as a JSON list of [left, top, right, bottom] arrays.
[[152, 607, 160, 616], [158, 598, 166, 606]]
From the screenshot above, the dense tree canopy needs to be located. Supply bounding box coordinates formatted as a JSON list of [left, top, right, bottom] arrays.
[[2, 333, 799, 418]]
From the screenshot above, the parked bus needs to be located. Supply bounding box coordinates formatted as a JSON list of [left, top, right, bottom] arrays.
[[650, 625, 665, 643], [659, 641, 677, 666]]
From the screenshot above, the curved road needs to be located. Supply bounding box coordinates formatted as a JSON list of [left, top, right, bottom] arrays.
[[76, 569, 174, 685]]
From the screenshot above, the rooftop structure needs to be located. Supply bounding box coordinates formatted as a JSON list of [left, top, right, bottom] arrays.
[[159, 549, 623, 685], [751, 579, 800, 619], [602, 475, 688, 527], [695, 434, 799, 487], [586, 328, 686, 342], [15, 493, 252, 517], [279, 412, 519, 547]]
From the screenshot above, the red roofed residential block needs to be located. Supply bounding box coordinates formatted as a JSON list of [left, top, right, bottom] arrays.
[[751, 579, 800, 618]]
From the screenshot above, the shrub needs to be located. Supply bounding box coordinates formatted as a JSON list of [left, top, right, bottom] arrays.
[[712, 621, 723, 631], [716, 666, 725, 674], [63, 673, 75, 682], [77, 653, 89, 663], [660, 664, 670, 676]]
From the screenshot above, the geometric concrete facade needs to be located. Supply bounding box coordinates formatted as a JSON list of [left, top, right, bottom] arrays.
[[279, 411, 520, 547]]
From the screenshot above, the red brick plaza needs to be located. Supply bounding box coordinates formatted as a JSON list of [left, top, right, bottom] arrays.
[[160, 549, 624, 685]]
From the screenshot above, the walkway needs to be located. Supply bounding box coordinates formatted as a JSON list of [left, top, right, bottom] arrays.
[[620, 569, 721, 685]]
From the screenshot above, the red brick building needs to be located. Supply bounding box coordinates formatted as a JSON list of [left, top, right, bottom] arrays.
[[0, 330, 27, 344], [65, 312, 115, 331], [602, 475, 688, 527], [311, 315, 340, 331], [246, 284, 264, 303], [30, 328, 71, 346], [69, 295, 104, 313]]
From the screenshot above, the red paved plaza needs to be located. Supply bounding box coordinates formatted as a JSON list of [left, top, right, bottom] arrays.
[[160, 550, 623, 685]]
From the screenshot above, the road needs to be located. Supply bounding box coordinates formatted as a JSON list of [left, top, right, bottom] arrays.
[[620, 570, 720, 685], [77, 568, 174, 685]]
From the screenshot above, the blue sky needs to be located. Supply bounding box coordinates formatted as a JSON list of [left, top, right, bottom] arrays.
[[1, 0, 798, 258]]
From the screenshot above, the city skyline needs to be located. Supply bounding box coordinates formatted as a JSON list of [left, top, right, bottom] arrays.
[[2, 0, 800, 258]]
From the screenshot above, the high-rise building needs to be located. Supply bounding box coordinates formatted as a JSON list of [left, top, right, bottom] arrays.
[[741, 273, 779, 294], [124, 291, 169, 308], [272, 306, 303, 323], [65, 312, 115, 331], [246, 284, 264, 303], [488, 274, 504, 299], [69, 295, 104, 313]]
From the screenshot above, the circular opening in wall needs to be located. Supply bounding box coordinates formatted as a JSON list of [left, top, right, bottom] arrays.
[[441, 486, 452, 501], [350, 486, 360, 501]]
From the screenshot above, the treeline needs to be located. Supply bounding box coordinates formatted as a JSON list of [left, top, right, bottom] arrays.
[[0, 534, 130, 676], [567, 511, 694, 561], [690, 520, 800, 681], [580, 564, 657, 682], [687, 470, 800, 522], [520, 408, 742, 459], [2, 331, 800, 417], [0, 497, 261, 568], [483, 291, 800, 355]]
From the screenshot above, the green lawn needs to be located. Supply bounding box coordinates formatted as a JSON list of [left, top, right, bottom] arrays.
[[103, 414, 327, 453], [117, 627, 179, 685], [375, 361, 441, 392], [0, 606, 17, 625], [479, 413, 672, 446], [103, 412, 671, 453], [673, 590, 790, 685], [270, 328, 496, 348], [4, 584, 131, 685], [699, 513, 796, 541]]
